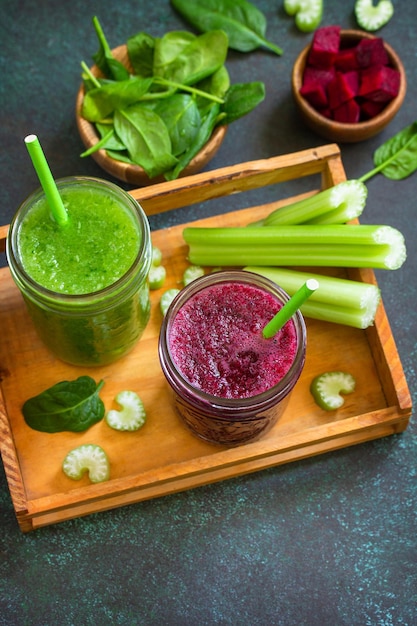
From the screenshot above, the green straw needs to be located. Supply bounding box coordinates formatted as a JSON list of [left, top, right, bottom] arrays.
[[262, 278, 319, 339], [24, 134, 68, 226]]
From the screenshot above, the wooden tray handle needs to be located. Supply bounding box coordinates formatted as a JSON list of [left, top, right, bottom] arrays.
[[130, 144, 344, 216], [0, 224, 8, 254]]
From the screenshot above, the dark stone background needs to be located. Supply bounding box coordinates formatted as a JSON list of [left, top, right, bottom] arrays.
[[0, 1, 416, 624]]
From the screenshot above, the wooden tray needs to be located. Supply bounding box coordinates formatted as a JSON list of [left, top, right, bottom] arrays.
[[0, 145, 412, 532]]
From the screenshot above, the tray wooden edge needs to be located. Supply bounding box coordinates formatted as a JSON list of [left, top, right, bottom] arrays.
[[348, 267, 412, 413], [0, 384, 30, 527], [129, 144, 344, 215], [16, 407, 411, 531]]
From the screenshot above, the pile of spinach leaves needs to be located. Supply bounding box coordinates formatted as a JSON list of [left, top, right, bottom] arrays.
[[80, 17, 265, 181]]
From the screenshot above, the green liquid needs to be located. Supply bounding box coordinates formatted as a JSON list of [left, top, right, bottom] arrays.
[[12, 181, 151, 366], [19, 186, 139, 294]]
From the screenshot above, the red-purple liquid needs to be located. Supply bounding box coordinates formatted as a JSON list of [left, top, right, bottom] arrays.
[[169, 282, 297, 399]]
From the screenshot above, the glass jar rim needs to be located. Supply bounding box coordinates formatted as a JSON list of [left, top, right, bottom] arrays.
[[6, 176, 151, 305]]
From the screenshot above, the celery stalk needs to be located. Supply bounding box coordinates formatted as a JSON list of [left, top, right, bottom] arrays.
[[299, 300, 376, 329], [253, 180, 367, 226], [243, 267, 381, 329], [184, 224, 406, 270], [303, 204, 360, 225]]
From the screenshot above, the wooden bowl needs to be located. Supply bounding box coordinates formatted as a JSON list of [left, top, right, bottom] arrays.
[[292, 29, 406, 143], [75, 45, 227, 186]]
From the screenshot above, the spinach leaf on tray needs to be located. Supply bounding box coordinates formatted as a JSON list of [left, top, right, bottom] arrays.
[[22, 376, 105, 433], [80, 17, 266, 180]]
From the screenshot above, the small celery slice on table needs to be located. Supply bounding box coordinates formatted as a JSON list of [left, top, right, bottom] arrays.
[[354, 0, 394, 32], [284, 0, 323, 33]]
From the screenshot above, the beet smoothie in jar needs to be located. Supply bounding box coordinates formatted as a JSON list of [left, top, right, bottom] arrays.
[[159, 270, 306, 446]]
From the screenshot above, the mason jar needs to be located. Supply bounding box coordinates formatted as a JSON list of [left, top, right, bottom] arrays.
[[159, 270, 307, 446], [7, 176, 152, 366]]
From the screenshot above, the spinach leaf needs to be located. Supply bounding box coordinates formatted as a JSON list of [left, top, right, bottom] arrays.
[[82, 76, 153, 121], [165, 103, 221, 180], [195, 66, 230, 115], [95, 122, 125, 150], [360, 121, 417, 182], [153, 31, 196, 71], [221, 81, 265, 124], [92, 16, 130, 81], [114, 105, 178, 178], [127, 31, 156, 77], [197, 66, 230, 100], [373, 122, 417, 180], [106, 149, 135, 164], [155, 94, 201, 156], [22, 376, 105, 433], [170, 0, 283, 55], [154, 30, 228, 85]]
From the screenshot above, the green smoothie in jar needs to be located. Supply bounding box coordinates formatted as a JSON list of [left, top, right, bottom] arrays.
[[7, 176, 152, 366]]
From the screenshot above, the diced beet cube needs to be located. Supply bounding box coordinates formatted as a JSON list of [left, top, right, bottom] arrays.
[[303, 65, 336, 89], [344, 70, 360, 97], [361, 100, 386, 119], [333, 99, 361, 124], [319, 107, 332, 119], [300, 82, 328, 108], [334, 47, 359, 72], [359, 65, 400, 102], [356, 38, 389, 69], [327, 72, 358, 110], [300, 65, 336, 108], [308, 25, 341, 69]]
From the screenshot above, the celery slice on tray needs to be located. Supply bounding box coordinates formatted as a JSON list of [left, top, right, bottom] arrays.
[[148, 265, 167, 290], [106, 390, 146, 432], [183, 265, 204, 285], [354, 0, 394, 32], [151, 246, 163, 267], [160, 288, 181, 316], [62, 444, 110, 483], [310, 372, 356, 410]]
